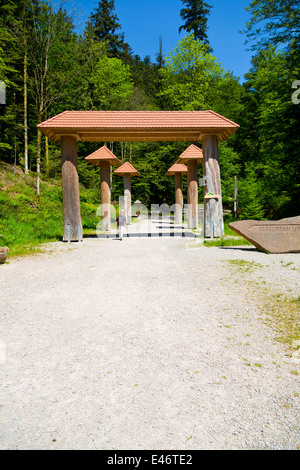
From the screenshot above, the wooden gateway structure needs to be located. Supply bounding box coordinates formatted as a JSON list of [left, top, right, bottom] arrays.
[[38, 110, 239, 241]]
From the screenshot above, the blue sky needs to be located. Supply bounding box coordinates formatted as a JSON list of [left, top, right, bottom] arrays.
[[70, 0, 254, 83]]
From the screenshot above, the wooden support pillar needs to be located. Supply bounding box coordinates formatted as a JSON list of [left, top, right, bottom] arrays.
[[100, 161, 111, 231], [187, 159, 198, 229], [175, 173, 183, 224], [61, 135, 82, 242], [124, 174, 132, 225], [202, 134, 224, 238]]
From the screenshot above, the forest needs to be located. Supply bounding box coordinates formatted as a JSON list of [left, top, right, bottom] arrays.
[[0, 0, 300, 251]]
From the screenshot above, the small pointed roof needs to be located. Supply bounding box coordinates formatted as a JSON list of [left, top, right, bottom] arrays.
[[166, 163, 188, 176], [85, 145, 122, 166], [114, 161, 141, 177], [176, 144, 203, 164]]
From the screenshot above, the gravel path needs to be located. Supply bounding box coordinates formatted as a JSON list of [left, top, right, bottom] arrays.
[[1, 219, 299, 450]]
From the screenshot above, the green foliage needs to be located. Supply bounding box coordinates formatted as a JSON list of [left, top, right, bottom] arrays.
[[159, 35, 242, 115], [129, 142, 189, 207], [219, 143, 241, 209], [0, 45, 6, 80], [203, 238, 252, 247], [0, 164, 101, 254], [90, 55, 134, 110], [234, 45, 300, 218], [244, 0, 300, 51], [0, 177, 62, 249]]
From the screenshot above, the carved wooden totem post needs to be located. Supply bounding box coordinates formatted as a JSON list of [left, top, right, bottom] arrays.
[[202, 135, 224, 238], [85, 146, 121, 231], [114, 162, 141, 225], [61, 135, 82, 242], [166, 163, 188, 224]]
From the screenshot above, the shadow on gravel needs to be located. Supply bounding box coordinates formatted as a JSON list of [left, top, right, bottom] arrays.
[[84, 232, 200, 239], [218, 246, 258, 252]]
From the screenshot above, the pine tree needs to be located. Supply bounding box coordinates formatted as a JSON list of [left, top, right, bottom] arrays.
[[88, 0, 130, 58], [179, 0, 212, 50]]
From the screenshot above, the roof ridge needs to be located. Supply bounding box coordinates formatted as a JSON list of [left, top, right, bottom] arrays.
[[168, 163, 188, 170], [208, 110, 240, 127], [180, 144, 203, 156], [114, 160, 140, 174], [38, 110, 70, 127], [121, 161, 137, 169], [85, 145, 119, 160]]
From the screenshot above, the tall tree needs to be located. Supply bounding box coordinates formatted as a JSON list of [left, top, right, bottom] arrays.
[[30, 1, 85, 197], [155, 36, 165, 69], [232, 46, 300, 218], [239, 0, 300, 217], [87, 0, 130, 59], [0, 0, 34, 170], [0, 1, 25, 161], [179, 0, 212, 50], [158, 34, 241, 116]]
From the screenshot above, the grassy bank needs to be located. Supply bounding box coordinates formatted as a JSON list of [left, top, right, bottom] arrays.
[[0, 162, 101, 258]]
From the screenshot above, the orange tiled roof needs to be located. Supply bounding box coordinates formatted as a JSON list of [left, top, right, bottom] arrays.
[[176, 144, 203, 164], [114, 161, 141, 176], [166, 163, 188, 175], [85, 146, 122, 166], [38, 110, 239, 143]]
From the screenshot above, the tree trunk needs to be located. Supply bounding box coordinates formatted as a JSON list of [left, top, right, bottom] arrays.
[[100, 161, 111, 231], [36, 127, 42, 202], [45, 136, 49, 177], [124, 174, 132, 225], [187, 160, 198, 229], [14, 134, 17, 175], [234, 175, 238, 219], [175, 173, 183, 225], [61, 135, 82, 241], [202, 135, 223, 238], [24, 45, 28, 175]]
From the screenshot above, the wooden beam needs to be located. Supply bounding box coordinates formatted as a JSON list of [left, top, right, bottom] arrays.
[[202, 134, 224, 238], [61, 135, 82, 241], [51, 129, 203, 143], [80, 136, 197, 143]]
